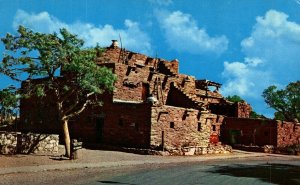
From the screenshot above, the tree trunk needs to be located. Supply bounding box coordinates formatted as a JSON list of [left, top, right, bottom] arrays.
[[62, 119, 71, 158]]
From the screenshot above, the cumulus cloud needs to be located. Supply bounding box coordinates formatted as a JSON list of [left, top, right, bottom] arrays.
[[13, 10, 152, 54], [222, 10, 300, 114], [222, 58, 272, 97], [156, 10, 228, 55], [148, 0, 173, 6]]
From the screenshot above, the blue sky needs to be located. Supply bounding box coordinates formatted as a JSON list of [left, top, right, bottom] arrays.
[[1, 0, 300, 117]]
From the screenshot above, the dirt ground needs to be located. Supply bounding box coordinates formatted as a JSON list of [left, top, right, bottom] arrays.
[[1, 146, 299, 174]]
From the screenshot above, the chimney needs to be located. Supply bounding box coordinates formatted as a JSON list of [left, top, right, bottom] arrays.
[[110, 40, 119, 48]]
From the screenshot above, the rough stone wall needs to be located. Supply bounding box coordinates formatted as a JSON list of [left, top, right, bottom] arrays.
[[18, 133, 59, 154], [101, 101, 152, 148], [235, 102, 252, 118], [67, 94, 152, 148], [150, 105, 217, 151], [209, 101, 252, 118], [277, 121, 300, 147], [0, 131, 59, 154], [113, 63, 147, 102], [0, 132, 18, 154], [221, 118, 278, 146], [98, 47, 224, 107], [222, 118, 300, 147]]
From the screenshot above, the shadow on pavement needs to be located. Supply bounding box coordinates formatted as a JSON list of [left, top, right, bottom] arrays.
[[209, 163, 300, 185], [98, 180, 137, 185]]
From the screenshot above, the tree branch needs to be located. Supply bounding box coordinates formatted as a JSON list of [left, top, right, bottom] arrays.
[[63, 92, 95, 120]]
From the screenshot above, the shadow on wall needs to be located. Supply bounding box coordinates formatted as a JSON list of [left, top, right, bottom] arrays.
[[17, 134, 50, 154], [209, 163, 300, 185]]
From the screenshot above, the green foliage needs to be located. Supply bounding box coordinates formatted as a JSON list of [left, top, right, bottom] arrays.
[[249, 111, 266, 119], [226, 95, 244, 103], [0, 86, 19, 125], [262, 81, 300, 122], [1, 26, 115, 95], [0, 25, 116, 120], [1, 25, 117, 157], [274, 112, 285, 121]]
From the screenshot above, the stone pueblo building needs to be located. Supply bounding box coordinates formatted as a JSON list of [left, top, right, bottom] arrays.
[[21, 40, 300, 154]]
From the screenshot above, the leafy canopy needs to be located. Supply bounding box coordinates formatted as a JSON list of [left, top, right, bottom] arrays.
[[0, 86, 19, 124], [1, 25, 116, 100], [226, 95, 244, 103], [262, 81, 300, 122]]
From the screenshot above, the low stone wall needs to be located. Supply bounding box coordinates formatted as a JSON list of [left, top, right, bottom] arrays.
[[0, 132, 18, 154], [0, 131, 59, 155]]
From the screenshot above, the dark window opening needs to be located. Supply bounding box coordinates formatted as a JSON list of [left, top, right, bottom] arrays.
[[170, 122, 175, 129], [198, 122, 201, 131], [119, 118, 123, 126], [142, 83, 150, 101], [212, 125, 216, 131], [135, 123, 139, 131]]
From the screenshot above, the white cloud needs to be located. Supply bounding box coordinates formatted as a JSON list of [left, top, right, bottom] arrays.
[[13, 10, 152, 54], [222, 10, 300, 115], [222, 58, 271, 97], [156, 10, 228, 55], [148, 0, 173, 6]]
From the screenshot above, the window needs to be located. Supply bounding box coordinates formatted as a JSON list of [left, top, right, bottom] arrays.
[[212, 125, 216, 131], [135, 123, 139, 131], [118, 118, 123, 126], [198, 122, 201, 131], [170, 122, 175, 129]]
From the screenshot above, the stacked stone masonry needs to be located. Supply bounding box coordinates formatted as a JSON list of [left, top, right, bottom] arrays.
[[221, 118, 300, 148], [0, 131, 59, 154]]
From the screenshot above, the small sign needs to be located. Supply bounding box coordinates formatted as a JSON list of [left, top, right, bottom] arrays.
[[210, 133, 219, 144]]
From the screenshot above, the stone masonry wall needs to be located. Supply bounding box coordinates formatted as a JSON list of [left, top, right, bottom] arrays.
[[0, 131, 59, 154], [221, 118, 278, 146], [221, 118, 300, 148], [150, 105, 217, 151], [0, 132, 18, 154], [277, 121, 300, 147]]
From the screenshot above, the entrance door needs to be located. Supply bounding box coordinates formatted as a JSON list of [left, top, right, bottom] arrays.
[[96, 117, 104, 143]]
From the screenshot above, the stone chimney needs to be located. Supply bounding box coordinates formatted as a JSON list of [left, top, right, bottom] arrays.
[[110, 40, 119, 48]]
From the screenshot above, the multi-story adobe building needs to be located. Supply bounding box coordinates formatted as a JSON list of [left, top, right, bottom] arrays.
[[19, 40, 252, 151]]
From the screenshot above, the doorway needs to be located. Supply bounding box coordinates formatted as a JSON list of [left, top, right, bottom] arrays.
[[96, 117, 104, 143]]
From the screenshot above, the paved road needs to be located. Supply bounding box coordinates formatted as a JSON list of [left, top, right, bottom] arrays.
[[95, 158, 300, 185], [1, 156, 300, 185]]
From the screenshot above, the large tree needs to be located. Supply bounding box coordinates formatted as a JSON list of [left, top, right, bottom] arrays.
[[262, 81, 300, 122], [0, 86, 19, 125], [0, 25, 116, 158]]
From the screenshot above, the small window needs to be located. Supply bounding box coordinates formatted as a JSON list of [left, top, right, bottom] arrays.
[[118, 118, 123, 126], [170, 122, 175, 129], [212, 125, 216, 131], [198, 122, 201, 131], [135, 123, 139, 131]]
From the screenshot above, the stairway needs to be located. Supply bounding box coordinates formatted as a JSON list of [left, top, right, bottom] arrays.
[[157, 61, 177, 76], [171, 83, 205, 109]]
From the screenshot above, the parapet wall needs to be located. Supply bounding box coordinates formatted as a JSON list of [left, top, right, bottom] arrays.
[[0, 131, 59, 154]]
